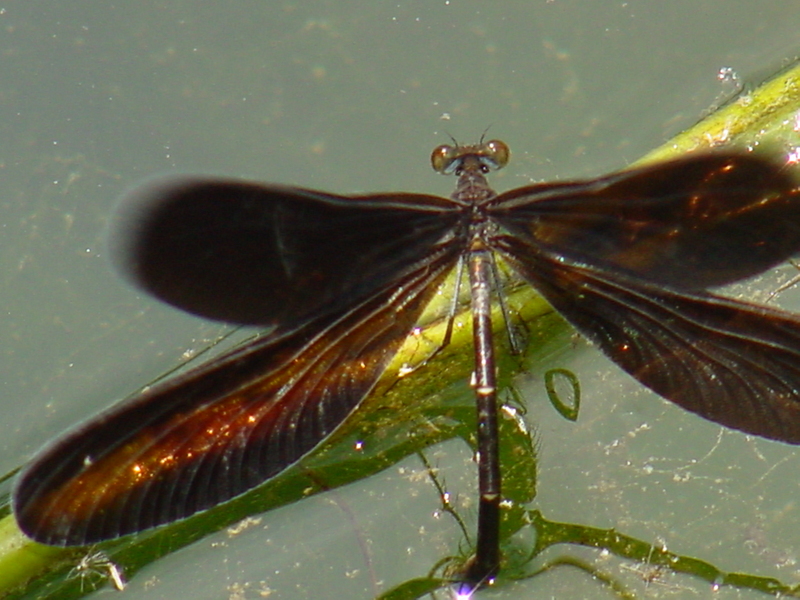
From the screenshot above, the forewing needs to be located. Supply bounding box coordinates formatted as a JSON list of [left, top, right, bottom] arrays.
[[490, 153, 800, 289], [111, 177, 458, 326], [498, 235, 800, 443], [13, 253, 455, 545]]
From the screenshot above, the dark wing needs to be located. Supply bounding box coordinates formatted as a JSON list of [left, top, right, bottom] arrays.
[[13, 252, 456, 545], [495, 232, 800, 444], [110, 177, 459, 327], [491, 153, 800, 289]]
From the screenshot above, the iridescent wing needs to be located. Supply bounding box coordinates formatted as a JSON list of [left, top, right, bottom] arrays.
[[492, 153, 800, 289], [110, 177, 460, 327], [491, 153, 800, 442], [15, 185, 461, 545]]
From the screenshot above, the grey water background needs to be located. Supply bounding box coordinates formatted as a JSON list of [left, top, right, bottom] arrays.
[[1, 2, 800, 598]]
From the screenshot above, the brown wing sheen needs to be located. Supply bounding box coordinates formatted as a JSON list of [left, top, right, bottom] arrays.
[[110, 177, 459, 327], [490, 153, 800, 290], [13, 252, 455, 546], [498, 235, 800, 443]]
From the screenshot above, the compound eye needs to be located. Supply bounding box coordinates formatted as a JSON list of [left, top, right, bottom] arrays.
[[430, 144, 459, 174], [482, 139, 510, 170]]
